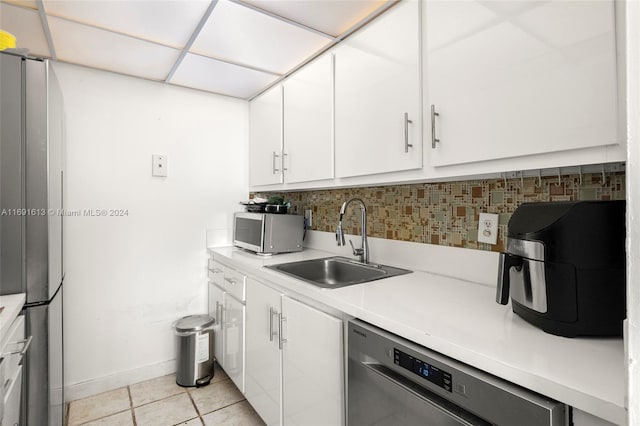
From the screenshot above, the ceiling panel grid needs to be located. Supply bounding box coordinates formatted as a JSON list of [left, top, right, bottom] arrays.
[[0, 0, 392, 98]]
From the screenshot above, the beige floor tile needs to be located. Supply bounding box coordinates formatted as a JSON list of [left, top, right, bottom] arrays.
[[201, 401, 265, 426], [189, 379, 244, 416], [81, 410, 134, 426], [212, 363, 228, 384], [175, 418, 203, 425], [68, 387, 131, 425], [129, 374, 185, 407], [134, 393, 198, 426]]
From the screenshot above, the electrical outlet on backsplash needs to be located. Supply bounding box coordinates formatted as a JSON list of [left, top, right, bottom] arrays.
[[252, 171, 625, 253]]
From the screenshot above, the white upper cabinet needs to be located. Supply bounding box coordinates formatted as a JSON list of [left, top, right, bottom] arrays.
[[334, 0, 422, 178], [426, 0, 619, 167], [283, 54, 334, 184], [250, 85, 283, 187]]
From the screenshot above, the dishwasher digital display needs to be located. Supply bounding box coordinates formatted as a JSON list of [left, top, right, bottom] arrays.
[[394, 348, 452, 392]]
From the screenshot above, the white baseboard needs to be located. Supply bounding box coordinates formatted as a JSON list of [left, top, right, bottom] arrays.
[[64, 359, 176, 402]]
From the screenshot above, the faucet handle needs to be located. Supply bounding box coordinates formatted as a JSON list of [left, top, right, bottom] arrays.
[[349, 240, 364, 256]]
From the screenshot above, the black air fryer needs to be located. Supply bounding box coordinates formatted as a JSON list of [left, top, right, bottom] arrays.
[[496, 200, 626, 337]]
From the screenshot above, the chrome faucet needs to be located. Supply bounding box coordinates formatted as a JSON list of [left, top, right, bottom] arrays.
[[336, 198, 369, 264]]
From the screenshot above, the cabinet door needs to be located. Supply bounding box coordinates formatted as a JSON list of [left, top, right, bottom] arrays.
[[283, 54, 333, 184], [2, 366, 23, 426], [250, 85, 283, 187], [245, 278, 283, 426], [281, 297, 343, 426], [334, 0, 421, 178], [223, 295, 245, 393], [426, 0, 618, 166], [208, 283, 225, 367]]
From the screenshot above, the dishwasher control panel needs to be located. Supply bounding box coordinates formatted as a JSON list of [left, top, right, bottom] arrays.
[[394, 348, 452, 392]]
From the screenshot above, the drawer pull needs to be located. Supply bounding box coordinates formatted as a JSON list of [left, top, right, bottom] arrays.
[[224, 277, 237, 286], [210, 268, 223, 273]]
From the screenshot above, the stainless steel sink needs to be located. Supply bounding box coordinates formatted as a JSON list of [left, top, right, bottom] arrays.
[[265, 256, 412, 289]]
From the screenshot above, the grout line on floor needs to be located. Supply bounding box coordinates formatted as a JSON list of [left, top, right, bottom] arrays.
[[127, 386, 138, 426], [172, 415, 201, 426], [186, 387, 203, 419], [130, 388, 188, 410], [195, 397, 248, 418], [75, 408, 133, 426]]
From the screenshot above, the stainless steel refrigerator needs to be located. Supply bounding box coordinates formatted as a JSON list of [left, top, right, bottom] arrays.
[[0, 51, 65, 426]]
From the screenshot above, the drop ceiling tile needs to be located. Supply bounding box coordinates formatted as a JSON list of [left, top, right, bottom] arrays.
[[191, 0, 331, 74], [170, 53, 279, 98], [242, 0, 388, 37], [0, 3, 50, 57], [43, 0, 210, 49], [48, 17, 180, 81]]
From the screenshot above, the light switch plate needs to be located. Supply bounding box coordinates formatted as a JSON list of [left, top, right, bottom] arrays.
[[152, 154, 167, 177], [478, 213, 499, 245]]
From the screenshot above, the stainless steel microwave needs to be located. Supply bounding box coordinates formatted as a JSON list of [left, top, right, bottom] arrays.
[[233, 212, 304, 255]]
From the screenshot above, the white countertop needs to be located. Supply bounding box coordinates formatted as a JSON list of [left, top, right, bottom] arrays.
[[0, 293, 26, 348], [209, 246, 626, 425]]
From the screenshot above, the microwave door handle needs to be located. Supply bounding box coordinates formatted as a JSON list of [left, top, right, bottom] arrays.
[[496, 253, 522, 305]]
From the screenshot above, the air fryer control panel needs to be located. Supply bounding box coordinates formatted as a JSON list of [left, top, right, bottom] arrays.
[[394, 348, 452, 392]]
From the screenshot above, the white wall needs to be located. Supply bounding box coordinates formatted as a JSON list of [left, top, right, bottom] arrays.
[[52, 63, 248, 400]]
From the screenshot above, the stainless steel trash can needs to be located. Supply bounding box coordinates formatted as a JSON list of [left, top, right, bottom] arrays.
[[174, 315, 215, 387]]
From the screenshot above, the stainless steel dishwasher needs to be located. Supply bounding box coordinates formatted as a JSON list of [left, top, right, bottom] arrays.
[[348, 320, 568, 426]]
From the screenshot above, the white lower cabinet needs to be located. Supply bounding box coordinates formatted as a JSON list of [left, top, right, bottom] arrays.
[[223, 294, 245, 393], [245, 280, 282, 426], [208, 282, 225, 366], [245, 278, 344, 426], [1, 314, 27, 426], [208, 260, 246, 393], [281, 296, 343, 426]]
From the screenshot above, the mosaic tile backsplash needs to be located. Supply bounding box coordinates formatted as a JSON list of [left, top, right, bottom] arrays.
[[254, 172, 625, 252]]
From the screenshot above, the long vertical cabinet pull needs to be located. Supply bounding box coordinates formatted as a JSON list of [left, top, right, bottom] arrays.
[[272, 151, 280, 174], [431, 104, 440, 148], [278, 313, 287, 350], [215, 301, 220, 324], [269, 307, 278, 342], [282, 152, 288, 172], [404, 112, 413, 152]]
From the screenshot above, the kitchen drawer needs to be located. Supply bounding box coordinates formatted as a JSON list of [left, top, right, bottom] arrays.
[[208, 259, 224, 287], [0, 315, 25, 388], [2, 366, 22, 426], [223, 268, 246, 302]]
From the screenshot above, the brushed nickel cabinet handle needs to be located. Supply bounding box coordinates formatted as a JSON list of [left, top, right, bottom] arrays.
[[404, 112, 413, 153], [269, 307, 278, 342], [431, 104, 440, 149], [278, 313, 287, 350], [272, 151, 280, 174]]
